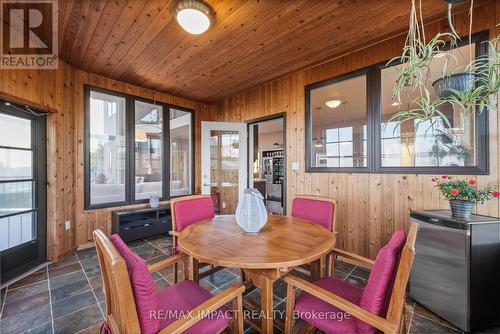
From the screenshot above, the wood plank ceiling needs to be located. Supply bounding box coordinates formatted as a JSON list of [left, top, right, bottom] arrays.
[[58, 0, 473, 103]]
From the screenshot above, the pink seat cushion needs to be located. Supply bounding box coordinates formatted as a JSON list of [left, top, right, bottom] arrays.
[[358, 229, 406, 332], [291, 197, 335, 230], [157, 280, 231, 334], [294, 277, 366, 334], [110, 234, 160, 334], [174, 197, 215, 232]]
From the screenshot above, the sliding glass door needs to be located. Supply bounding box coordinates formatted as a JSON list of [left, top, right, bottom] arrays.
[[0, 103, 47, 284]]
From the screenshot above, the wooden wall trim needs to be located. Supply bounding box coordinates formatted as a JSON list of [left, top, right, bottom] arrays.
[[0, 91, 57, 113]]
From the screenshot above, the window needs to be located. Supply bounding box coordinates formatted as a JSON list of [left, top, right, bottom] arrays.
[[379, 42, 481, 170], [88, 90, 127, 206], [0, 114, 34, 221], [170, 108, 193, 197], [305, 31, 488, 174], [0, 108, 46, 256], [306, 69, 371, 172], [134, 100, 164, 200], [85, 86, 194, 209]]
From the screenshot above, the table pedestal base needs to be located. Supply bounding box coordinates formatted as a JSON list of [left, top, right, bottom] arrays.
[[243, 269, 283, 334], [242, 263, 321, 334]]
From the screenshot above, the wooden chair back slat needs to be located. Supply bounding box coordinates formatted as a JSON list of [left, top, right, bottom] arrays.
[[93, 230, 141, 334], [385, 222, 419, 332]]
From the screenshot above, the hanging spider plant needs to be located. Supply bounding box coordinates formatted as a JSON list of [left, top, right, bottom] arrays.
[[389, 33, 452, 103], [388, 0, 499, 137], [444, 35, 500, 115], [387, 93, 450, 129]]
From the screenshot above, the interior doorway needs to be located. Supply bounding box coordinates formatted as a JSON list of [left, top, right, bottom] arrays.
[[248, 114, 286, 215]]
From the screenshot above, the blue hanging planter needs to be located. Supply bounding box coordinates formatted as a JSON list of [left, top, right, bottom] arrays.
[[449, 200, 474, 219], [432, 73, 475, 99]]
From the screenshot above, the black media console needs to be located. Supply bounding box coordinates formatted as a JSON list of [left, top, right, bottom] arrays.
[[111, 205, 172, 242]]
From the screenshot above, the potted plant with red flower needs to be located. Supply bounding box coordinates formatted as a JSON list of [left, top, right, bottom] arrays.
[[432, 176, 500, 219]]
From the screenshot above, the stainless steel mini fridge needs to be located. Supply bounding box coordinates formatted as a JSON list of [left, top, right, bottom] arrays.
[[410, 210, 500, 333]]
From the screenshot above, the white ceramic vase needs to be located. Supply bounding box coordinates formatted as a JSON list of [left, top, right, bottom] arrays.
[[235, 188, 268, 234], [149, 195, 159, 208]]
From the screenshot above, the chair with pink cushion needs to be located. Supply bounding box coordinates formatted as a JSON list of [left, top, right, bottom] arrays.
[[283, 223, 418, 334], [170, 195, 225, 283], [291, 195, 336, 279], [93, 229, 244, 334]]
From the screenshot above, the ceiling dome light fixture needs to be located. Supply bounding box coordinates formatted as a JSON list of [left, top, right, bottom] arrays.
[[325, 99, 342, 109], [175, 0, 213, 35], [314, 138, 325, 148]]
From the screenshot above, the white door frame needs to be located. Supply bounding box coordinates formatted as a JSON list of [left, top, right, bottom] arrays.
[[201, 121, 248, 198]]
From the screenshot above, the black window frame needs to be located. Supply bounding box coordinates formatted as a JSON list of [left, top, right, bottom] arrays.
[[84, 85, 195, 210], [305, 67, 375, 173], [305, 30, 489, 174], [130, 96, 170, 205], [167, 104, 196, 199], [0, 101, 47, 283]]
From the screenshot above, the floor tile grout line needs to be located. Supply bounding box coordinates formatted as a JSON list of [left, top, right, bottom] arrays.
[[406, 311, 414, 334], [4, 277, 49, 292], [405, 301, 415, 334], [412, 311, 462, 332], [30, 321, 53, 333], [75, 251, 105, 319], [46, 265, 55, 334], [140, 239, 173, 284], [342, 265, 358, 281], [50, 286, 95, 308], [149, 237, 242, 294], [143, 238, 170, 256], [74, 324, 99, 334], [144, 237, 196, 284], [225, 269, 241, 280], [52, 301, 103, 326], [140, 239, 229, 294], [201, 278, 220, 292], [0, 284, 8, 320], [152, 264, 171, 284], [49, 268, 88, 284], [0, 262, 50, 291], [144, 237, 241, 283]]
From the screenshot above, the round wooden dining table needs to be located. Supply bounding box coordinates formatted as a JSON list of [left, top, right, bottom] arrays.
[[178, 214, 336, 334]]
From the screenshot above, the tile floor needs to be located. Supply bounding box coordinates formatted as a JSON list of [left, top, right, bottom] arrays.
[[0, 234, 497, 334]]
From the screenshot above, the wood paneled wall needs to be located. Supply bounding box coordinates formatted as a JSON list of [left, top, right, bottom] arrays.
[[1, 63, 75, 260], [0, 1, 498, 261], [203, 1, 500, 259], [0, 62, 206, 260]]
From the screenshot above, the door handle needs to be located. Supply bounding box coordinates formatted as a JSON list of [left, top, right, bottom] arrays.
[[203, 183, 211, 187]]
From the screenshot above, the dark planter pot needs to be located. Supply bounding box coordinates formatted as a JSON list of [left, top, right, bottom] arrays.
[[449, 200, 474, 219], [432, 73, 475, 98]]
